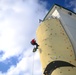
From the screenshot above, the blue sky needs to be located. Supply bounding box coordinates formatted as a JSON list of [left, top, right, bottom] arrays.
[[0, 0, 76, 75], [42, 0, 76, 11], [41, 0, 65, 9]]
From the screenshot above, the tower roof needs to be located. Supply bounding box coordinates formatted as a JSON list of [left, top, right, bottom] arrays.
[[43, 4, 76, 21]]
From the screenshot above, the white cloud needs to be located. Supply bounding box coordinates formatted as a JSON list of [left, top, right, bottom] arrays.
[[0, 48, 42, 75], [74, 8, 76, 12], [0, 0, 48, 75], [65, 0, 76, 12], [0, 0, 48, 60]]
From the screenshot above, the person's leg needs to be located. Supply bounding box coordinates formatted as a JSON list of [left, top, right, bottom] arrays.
[[33, 43, 39, 52], [35, 43, 39, 49]]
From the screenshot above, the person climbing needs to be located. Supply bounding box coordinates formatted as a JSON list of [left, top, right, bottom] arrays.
[[31, 39, 39, 52]]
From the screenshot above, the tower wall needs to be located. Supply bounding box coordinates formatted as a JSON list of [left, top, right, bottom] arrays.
[[36, 18, 76, 75]]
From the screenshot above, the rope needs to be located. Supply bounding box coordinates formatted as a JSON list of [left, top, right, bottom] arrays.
[[32, 52, 35, 75]]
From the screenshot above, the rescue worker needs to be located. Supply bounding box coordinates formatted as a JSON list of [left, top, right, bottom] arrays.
[[31, 39, 39, 52]]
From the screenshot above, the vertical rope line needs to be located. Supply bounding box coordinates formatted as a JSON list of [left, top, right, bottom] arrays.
[[32, 53, 35, 75]]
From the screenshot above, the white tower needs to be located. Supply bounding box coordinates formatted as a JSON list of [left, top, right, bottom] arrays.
[[36, 4, 76, 75]]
